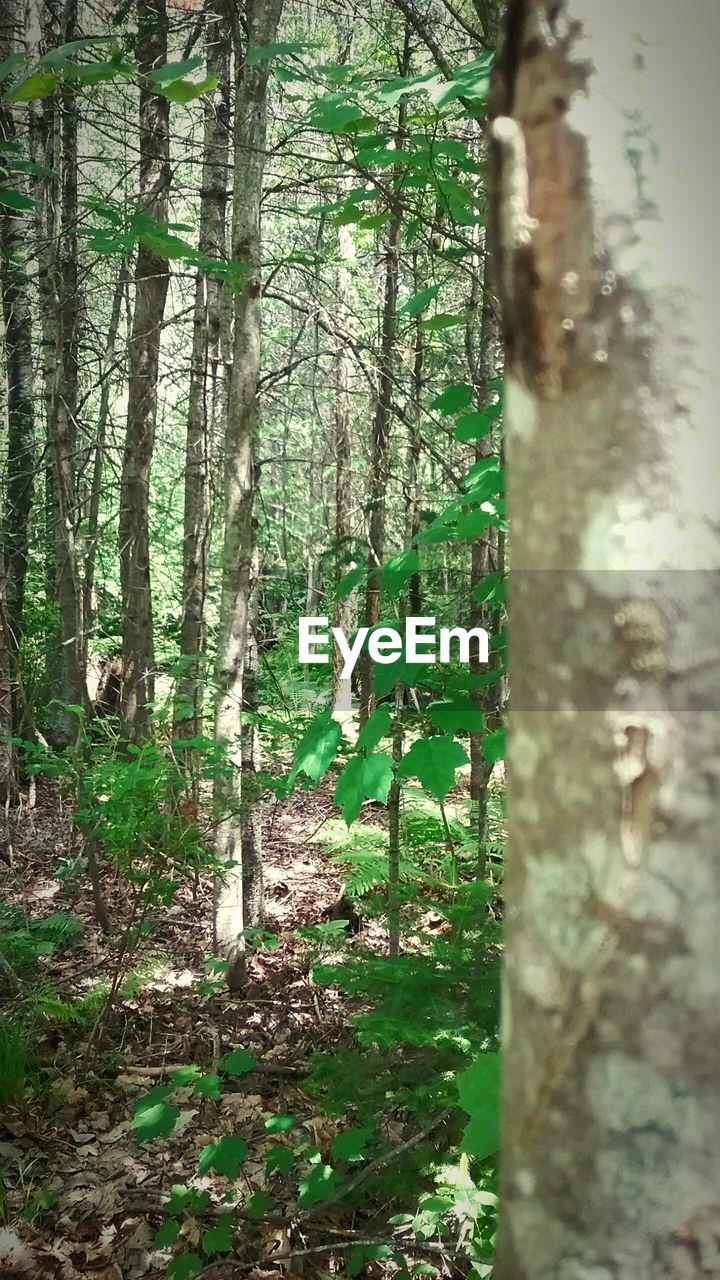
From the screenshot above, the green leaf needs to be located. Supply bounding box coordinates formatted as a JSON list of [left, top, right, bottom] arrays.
[[454, 411, 494, 443], [167, 1255, 202, 1280], [311, 94, 367, 133], [398, 284, 439, 317], [381, 548, 419, 597], [356, 705, 392, 755], [163, 1186, 211, 1217], [482, 728, 505, 765], [153, 1219, 180, 1249], [264, 1114, 295, 1133], [288, 713, 342, 787], [193, 1073, 222, 1099], [202, 1214, 234, 1255], [0, 54, 26, 85], [245, 1191, 273, 1220], [199, 1135, 248, 1179], [5, 71, 58, 102], [334, 752, 393, 825], [348, 1245, 393, 1275], [419, 312, 465, 332], [219, 1048, 256, 1077], [40, 36, 116, 66], [331, 1125, 373, 1162], [473, 571, 505, 608], [0, 189, 34, 212], [266, 1145, 295, 1175], [398, 736, 468, 802], [427, 696, 484, 735], [336, 565, 367, 599], [298, 1163, 341, 1206], [457, 1052, 500, 1159], [132, 1087, 181, 1143], [158, 74, 218, 104], [148, 56, 203, 84], [430, 383, 473, 413]]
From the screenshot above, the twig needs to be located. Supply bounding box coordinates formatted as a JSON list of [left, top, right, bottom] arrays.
[[297, 1108, 452, 1223], [198, 1233, 469, 1277]]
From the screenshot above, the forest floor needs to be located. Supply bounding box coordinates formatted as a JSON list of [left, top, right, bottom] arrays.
[[0, 778, 468, 1280]]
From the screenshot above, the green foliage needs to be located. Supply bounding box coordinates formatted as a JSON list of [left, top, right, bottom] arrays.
[[133, 1087, 181, 1143], [334, 751, 393, 824], [198, 1135, 248, 1178], [286, 712, 342, 789], [0, 1022, 30, 1106], [457, 1053, 500, 1159], [397, 736, 469, 802]]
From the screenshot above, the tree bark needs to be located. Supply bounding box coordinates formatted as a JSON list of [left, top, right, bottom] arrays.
[[489, 3, 720, 1276], [174, 0, 231, 747], [82, 260, 129, 660], [358, 80, 407, 728], [214, 0, 284, 991], [119, 0, 171, 741], [331, 203, 355, 722]]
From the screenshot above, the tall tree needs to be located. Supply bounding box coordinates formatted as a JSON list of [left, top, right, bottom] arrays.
[[0, 0, 35, 734], [47, 0, 91, 744], [214, 0, 284, 991], [358, 50, 408, 727], [118, 0, 171, 739], [489, 2, 720, 1275], [331, 183, 356, 722], [174, 0, 231, 748]]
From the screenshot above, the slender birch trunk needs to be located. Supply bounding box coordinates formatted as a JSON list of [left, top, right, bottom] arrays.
[[174, 0, 231, 747], [490, 3, 720, 1274], [331, 182, 356, 723], [0, 0, 36, 714], [214, 0, 284, 991], [118, 0, 170, 740], [82, 260, 129, 659], [358, 83, 407, 728]]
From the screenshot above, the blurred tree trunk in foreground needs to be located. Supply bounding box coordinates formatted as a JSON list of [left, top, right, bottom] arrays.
[[490, 2, 720, 1276]]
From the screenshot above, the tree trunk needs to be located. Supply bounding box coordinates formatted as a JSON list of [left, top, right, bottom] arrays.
[[0, 0, 36, 733], [214, 0, 284, 991], [46, 0, 90, 746], [331, 204, 355, 722], [490, 3, 720, 1275], [467, 248, 502, 877], [82, 260, 129, 660], [358, 82, 406, 728], [118, 0, 171, 741], [240, 542, 263, 930], [174, 0, 231, 747]]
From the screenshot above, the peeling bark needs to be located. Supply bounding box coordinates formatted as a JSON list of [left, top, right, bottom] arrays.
[[174, 0, 231, 748], [119, 0, 171, 741], [490, 3, 720, 1276], [214, 0, 284, 991]]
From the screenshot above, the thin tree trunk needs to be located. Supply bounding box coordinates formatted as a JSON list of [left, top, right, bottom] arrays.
[[82, 260, 129, 660], [331, 162, 356, 722], [490, 3, 720, 1275], [46, 0, 90, 746], [467, 250, 502, 877], [174, 0, 231, 747], [214, 0, 284, 991], [119, 0, 171, 741], [240, 542, 263, 928], [405, 251, 423, 618], [0, 0, 36, 727], [387, 680, 404, 957], [358, 72, 407, 728]]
